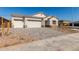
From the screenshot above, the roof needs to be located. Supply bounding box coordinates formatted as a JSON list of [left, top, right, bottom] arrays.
[[0, 17, 10, 22], [11, 14, 44, 19], [59, 20, 72, 22], [0, 17, 11, 25], [11, 13, 59, 21], [73, 21, 79, 23], [33, 12, 47, 17], [44, 16, 59, 21]]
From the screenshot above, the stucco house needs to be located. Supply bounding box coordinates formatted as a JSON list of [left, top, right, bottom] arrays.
[[11, 13, 58, 28]]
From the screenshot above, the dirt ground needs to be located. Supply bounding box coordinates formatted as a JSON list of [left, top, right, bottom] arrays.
[[0, 28, 78, 49], [0, 32, 38, 48], [0, 33, 79, 51]]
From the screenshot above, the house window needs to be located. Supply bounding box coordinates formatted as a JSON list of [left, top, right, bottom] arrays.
[[53, 21, 56, 24]]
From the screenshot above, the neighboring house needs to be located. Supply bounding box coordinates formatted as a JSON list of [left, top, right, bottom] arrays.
[[70, 21, 79, 26], [58, 20, 71, 27], [0, 17, 11, 28], [11, 13, 58, 28]]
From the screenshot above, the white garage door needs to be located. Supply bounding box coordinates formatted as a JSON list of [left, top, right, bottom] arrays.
[[13, 21, 24, 28], [27, 21, 41, 28]]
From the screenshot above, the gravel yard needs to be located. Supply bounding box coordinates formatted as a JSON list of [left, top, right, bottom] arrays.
[[10, 28, 67, 39], [0, 28, 78, 49], [0, 33, 79, 51]]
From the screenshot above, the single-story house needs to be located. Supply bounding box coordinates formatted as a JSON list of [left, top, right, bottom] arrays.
[[11, 13, 58, 28], [0, 17, 11, 28]]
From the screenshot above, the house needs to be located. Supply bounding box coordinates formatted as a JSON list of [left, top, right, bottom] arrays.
[[70, 21, 79, 26], [0, 17, 11, 28], [11, 13, 58, 28], [58, 20, 71, 27]]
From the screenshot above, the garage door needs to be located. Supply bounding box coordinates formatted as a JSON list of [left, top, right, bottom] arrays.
[[13, 21, 24, 28], [27, 21, 41, 28]]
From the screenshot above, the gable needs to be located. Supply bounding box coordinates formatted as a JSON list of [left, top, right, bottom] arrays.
[[50, 17, 58, 21]]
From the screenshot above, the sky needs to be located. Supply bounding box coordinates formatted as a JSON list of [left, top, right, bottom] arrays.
[[0, 7, 79, 21]]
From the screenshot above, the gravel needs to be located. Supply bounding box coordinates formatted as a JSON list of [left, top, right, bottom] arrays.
[[0, 28, 67, 48], [10, 28, 66, 39]]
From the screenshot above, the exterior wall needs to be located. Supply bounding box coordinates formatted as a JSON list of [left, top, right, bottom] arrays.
[[11, 15, 59, 28], [49, 17, 58, 27], [43, 16, 58, 27], [44, 16, 52, 27]]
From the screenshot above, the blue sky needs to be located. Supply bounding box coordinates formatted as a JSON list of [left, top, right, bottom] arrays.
[[0, 7, 79, 21]]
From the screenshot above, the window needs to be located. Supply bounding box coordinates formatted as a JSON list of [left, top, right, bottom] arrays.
[[53, 21, 56, 24]]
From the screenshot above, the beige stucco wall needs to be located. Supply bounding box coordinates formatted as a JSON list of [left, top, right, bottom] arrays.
[[49, 17, 58, 26], [12, 15, 58, 28], [43, 16, 58, 27]]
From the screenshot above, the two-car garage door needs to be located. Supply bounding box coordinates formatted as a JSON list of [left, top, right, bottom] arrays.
[[26, 21, 41, 28], [13, 21, 41, 28]]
